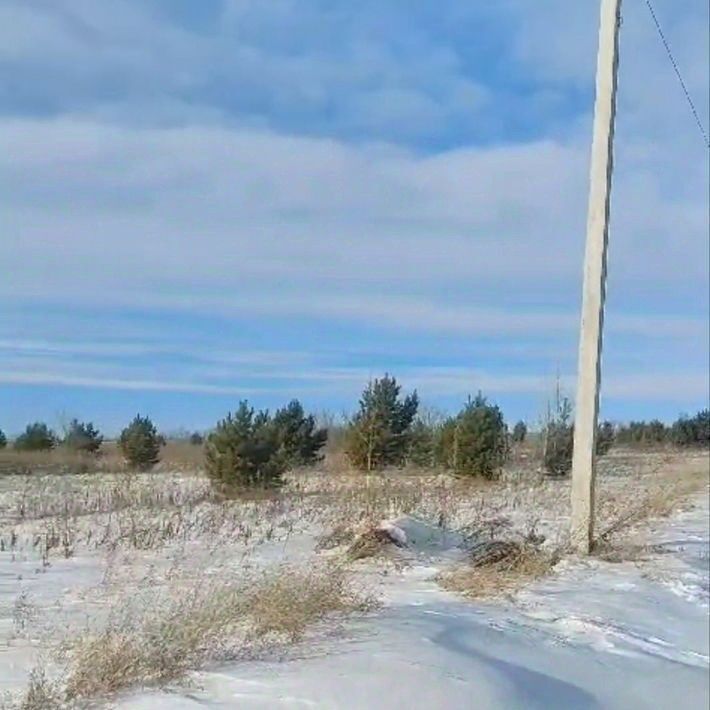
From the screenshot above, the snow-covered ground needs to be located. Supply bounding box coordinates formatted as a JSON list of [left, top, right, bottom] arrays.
[[116, 492, 709, 710], [1, 464, 707, 709]]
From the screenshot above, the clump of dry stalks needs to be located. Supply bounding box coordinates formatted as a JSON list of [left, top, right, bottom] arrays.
[[7, 564, 375, 708], [592, 464, 708, 561], [3, 450, 707, 708], [438, 539, 561, 599], [345, 525, 404, 561]]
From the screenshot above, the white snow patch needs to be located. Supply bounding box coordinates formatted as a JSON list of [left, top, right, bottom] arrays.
[[378, 515, 464, 555], [377, 521, 407, 547]]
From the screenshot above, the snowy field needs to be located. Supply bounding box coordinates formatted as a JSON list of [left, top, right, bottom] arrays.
[[0, 451, 707, 709]]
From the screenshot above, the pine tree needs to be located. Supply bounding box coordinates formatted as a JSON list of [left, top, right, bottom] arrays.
[[345, 375, 419, 471], [64, 419, 104, 454], [543, 396, 573, 477], [119, 415, 162, 470], [14, 422, 57, 452], [596, 420, 615, 456], [407, 419, 437, 467], [205, 401, 286, 493], [671, 410, 710, 447], [439, 393, 508, 479], [512, 421, 527, 443], [272, 400, 327, 467]]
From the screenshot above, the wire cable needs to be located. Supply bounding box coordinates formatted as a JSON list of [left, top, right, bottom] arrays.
[[642, 0, 710, 149]]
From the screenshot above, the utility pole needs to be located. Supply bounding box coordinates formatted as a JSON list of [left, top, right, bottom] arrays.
[[570, 0, 622, 554]]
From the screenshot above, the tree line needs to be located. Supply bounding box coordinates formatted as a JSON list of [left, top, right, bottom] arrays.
[[1, 376, 707, 494], [614, 412, 709, 447]]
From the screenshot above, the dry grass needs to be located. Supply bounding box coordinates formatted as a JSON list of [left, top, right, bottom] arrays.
[[58, 563, 375, 702], [63, 586, 238, 699], [346, 527, 393, 561], [243, 565, 376, 641], [154, 441, 206, 471], [438, 542, 560, 599], [3, 472, 214, 522], [593, 456, 709, 560], [0, 448, 104, 477], [2, 452, 703, 565], [0, 439, 206, 479], [2, 448, 707, 708], [315, 523, 357, 551], [7, 666, 63, 710]]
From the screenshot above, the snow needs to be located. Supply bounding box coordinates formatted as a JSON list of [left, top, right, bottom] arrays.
[[1, 485, 708, 709], [372, 515, 464, 558], [116, 493, 709, 710], [377, 520, 408, 547]]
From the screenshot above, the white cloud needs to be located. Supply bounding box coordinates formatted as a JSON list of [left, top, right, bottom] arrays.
[[0, 0, 707, 422], [1, 362, 705, 407], [1, 116, 706, 320], [0, 0, 494, 142]]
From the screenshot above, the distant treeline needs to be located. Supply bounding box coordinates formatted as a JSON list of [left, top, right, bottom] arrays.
[[1, 378, 707, 491], [614, 411, 709, 447]]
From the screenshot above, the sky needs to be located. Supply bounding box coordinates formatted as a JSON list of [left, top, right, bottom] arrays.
[[1, 0, 708, 436]]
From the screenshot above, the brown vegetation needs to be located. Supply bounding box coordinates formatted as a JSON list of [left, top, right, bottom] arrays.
[[1, 447, 707, 707], [438, 541, 560, 599], [11, 565, 374, 705]]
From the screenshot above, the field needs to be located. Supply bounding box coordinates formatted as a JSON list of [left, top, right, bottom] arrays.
[[0, 447, 708, 709]]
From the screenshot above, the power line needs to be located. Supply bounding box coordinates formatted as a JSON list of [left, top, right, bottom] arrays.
[[642, 0, 710, 149]]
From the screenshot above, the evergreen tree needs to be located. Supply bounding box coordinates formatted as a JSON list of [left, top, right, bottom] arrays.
[[596, 420, 615, 456], [272, 399, 327, 467], [671, 410, 710, 447], [64, 419, 103, 454], [119, 415, 162, 470], [512, 420, 527, 443], [345, 375, 419, 471], [14, 422, 57, 452], [543, 397, 574, 477], [205, 401, 285, 493], [407, 419, 438, 467], [438, 393, 508, 479], [646, 419, 667, 443], [695, 409, 710, 447], [616, 419, 667, 445]]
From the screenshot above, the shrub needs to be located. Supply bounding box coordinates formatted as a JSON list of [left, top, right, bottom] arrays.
[[62, 564, 373, 700], [434, 417, 457, 469], [119, 415, 163, 470], [406, 419, 438, 467], [544, 402, 615, 475], [543, 397, 573, 477], [345, 375, 419, 471], [189, 432, 204, 446], [647, 420, 667, 442], [14, 422, 57, 451], [439, 543, 558, 599], [272, 399, 327, 467], [670, 410, 710, 448], [596, 420, 615, 456], [512, 421, 527, 443], [406, 408, 446, 468], [205, 401, 285, 493], [438, 393, 508, 479], [0, 428, 6, 449], [64, 418, 104, 454], [616, 419, 667, 445], [695, 409, 710, 447]]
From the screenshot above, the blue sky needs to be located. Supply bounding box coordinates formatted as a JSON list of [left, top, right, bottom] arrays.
[[1, 0, 708, 436]]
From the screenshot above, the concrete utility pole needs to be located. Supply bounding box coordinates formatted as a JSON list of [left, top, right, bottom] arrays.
[[570, 0, 623, 554]]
